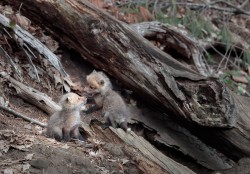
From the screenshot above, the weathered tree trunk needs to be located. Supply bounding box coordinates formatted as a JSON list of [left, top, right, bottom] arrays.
[[2, 0, 250, 171]]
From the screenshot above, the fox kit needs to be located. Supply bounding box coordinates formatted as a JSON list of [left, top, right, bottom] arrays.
[[86, 70, 131, 132], [47, 92, 87, 141]]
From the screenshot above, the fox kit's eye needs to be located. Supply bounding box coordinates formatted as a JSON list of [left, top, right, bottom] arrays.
[[99, 80, 104, 86], [90, 86, 95, 89]]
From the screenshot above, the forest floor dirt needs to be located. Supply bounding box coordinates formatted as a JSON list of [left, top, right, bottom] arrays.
[[0, 49, 211, 174], [0, 44, 152, 174]]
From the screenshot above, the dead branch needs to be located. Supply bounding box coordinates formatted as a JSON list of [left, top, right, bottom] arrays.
[[161, 1, 250, 16], [0, 14, 68, 77], [0, 71, 61, 114], [0, 104, 46, 127], [0, 45, 23, 81], [21, 45, 40, 82]]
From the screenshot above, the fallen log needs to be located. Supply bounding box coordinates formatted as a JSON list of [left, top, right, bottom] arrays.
[[2, 0, 238, 128]]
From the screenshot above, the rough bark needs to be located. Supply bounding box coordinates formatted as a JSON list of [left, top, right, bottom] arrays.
[[130, 22, 212, 77], [111, 127, 195, 174]]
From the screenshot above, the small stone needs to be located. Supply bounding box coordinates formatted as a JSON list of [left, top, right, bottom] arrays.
[[103, 143, 124, 157], [30, 159, 50, 169], [24, 124, 32, 130], [3, 168, 13, 174]]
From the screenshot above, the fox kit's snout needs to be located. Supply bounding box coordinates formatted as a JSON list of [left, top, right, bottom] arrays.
[[47, 92, 86, 141]]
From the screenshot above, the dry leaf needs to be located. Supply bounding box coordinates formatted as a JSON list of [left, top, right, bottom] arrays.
[[3, 168, 13, 174], [15, 13, 31, 29], [124, 13, 140, 24], [0, 140, 10, 153], [232, 75, 249, 84], [22, 163, 31, 172], [25, 153, 34, 160], [40, 34, 59, 52], [139, 6, 153, 21], [11, 144, 32, 151], [90, 0, 104, 8], [53, 73, 63, 88], [61, 144, 70, 149], [121, 158, 129, 165], [24, 124, 32, 130], [2, 5, 14, 15]]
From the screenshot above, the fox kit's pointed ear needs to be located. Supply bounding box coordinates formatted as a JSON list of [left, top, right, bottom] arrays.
[[93, 70, 97, 73]]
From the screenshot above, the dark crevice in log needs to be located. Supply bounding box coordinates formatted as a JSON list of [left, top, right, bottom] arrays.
[[131, 123, 212, 173], [188, 125, 248, 160]]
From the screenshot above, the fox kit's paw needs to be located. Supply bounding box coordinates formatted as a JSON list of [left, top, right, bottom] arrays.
[[101, 123, 110, 130], [126, 128, 131, 132]]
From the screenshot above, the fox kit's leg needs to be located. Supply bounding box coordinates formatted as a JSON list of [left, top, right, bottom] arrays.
[[102, 112, 111, 129], [71, 126, 84, 141], [102, 112, 118, 129], [108, 116, 117, 128], [119, 122, 128, 131], [119, 122, 131, 132], [110, 120, 117, 128], [62, 127, 71, 142], [50, 126, 63, 141]]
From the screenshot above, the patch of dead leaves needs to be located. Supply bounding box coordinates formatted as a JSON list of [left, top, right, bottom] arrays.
[[0, 130, 35, 173], [39, 34, 59, 53], [0, 130, 34, 154]]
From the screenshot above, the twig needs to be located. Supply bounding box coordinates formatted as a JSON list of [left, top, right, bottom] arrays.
[[152, 0, 158, 16], [0, 104, 47, 127], [217, 45, 232, 71], [21, 45, 41, 82], [161, 1, 250, 16], [208, 44, 241, 70], [0, 45, 23, 81], [238, 0, 249, 9], [0, 158, 27, 166], [18, 3, 23, 14]]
